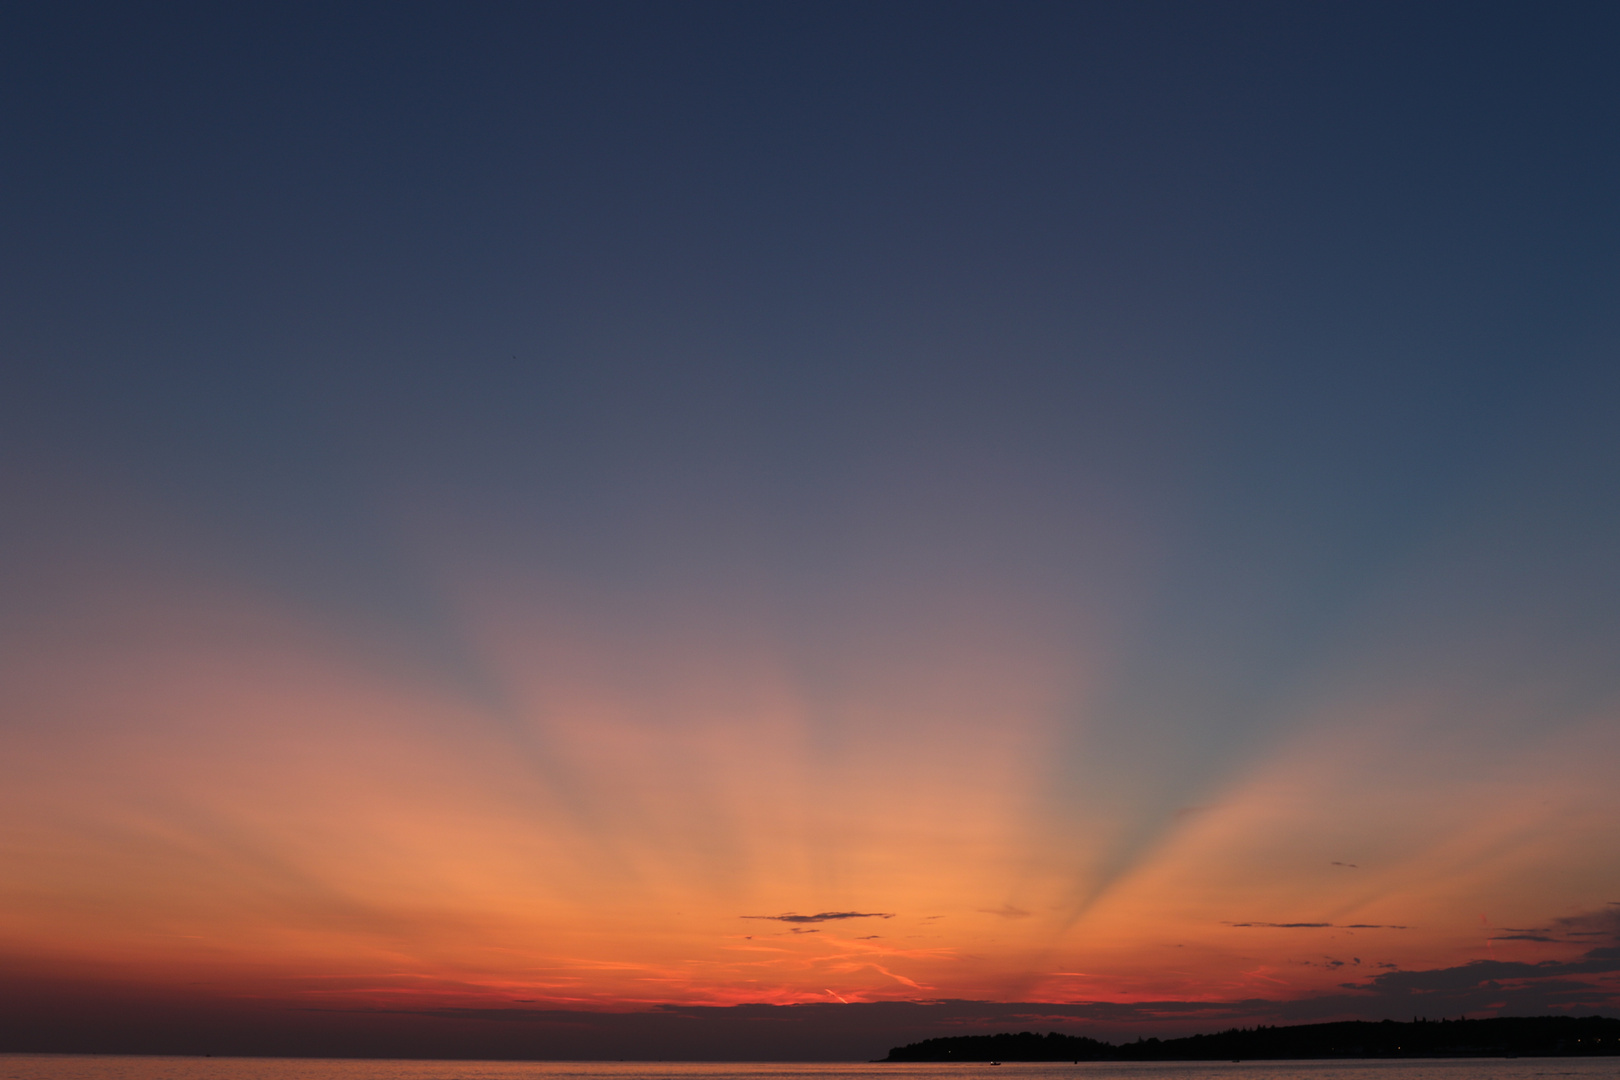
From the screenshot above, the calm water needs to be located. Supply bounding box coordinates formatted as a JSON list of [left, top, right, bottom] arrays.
[[2, 1059, 1617, 1080]]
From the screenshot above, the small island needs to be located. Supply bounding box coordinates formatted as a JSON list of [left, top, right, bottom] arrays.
[[882, 1015, 1620, 1061]]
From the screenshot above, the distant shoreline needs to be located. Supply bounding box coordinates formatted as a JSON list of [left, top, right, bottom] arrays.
[[880, 1016, 1620, 1062]]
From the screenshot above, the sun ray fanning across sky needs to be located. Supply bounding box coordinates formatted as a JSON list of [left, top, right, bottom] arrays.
[[2, 0, 1619, 1060]]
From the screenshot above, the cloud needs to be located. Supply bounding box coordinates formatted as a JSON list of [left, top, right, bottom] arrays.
[[1225, 922, 1407, 930], [1550, 906, 1620, 941], [1476, 907, 1620, 945], [301, 960, 1620, 1049], [1331, 862, 1359, 868], [1348, 946, 1620, 996], [8, 955, 1620, 1061], [742, 912, 896, 923], [1296, 958, 1348, 969], [977, 905, 1031, 919]]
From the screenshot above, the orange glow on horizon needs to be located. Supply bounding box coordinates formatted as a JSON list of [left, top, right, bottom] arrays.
[[3, 519, 1617, 1019]]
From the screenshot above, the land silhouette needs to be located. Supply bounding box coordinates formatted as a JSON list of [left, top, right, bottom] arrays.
[[882, 1015, 1620, 1061]]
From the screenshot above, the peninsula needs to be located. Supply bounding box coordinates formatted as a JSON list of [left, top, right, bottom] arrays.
[[882, 1015, 1620, 1061]]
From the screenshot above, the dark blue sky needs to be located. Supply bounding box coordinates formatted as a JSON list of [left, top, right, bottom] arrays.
[[8, 0, 1616, 735]]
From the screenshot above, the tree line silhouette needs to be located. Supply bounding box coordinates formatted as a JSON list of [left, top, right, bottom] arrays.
[[882, 1015, 1620, 1061]]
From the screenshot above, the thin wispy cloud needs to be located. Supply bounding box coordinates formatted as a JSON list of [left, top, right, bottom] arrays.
[[741, 912, 896, 924], [1224, 922, 1408, 930]]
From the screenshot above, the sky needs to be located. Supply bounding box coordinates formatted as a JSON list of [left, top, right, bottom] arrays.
[[3, 0, 1620, 1061]]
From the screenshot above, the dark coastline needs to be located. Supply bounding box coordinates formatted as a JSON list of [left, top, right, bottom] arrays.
[[881, 1016, 1620, 1061]]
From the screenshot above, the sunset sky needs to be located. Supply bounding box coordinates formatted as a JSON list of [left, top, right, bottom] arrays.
[[3, 0, 1619, 1060]]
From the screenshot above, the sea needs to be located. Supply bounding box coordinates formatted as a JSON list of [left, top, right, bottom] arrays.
[[2, 1059, 1617, 1080]]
